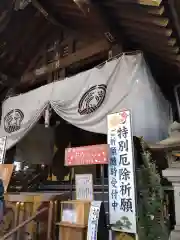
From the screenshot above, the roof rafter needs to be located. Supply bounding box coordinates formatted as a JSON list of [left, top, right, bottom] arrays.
[[20, 38, 111, 87], [31, 0, 99, 41]]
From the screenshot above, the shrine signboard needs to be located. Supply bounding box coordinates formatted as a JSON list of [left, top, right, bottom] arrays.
[[75, 174, 93, 200], [108, 110, 137, 234], [65, 144, 108, 166]]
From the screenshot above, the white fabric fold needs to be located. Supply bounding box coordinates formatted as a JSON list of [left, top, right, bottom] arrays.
[[1, 83, 53, 149], [0, 53, 171, 150]]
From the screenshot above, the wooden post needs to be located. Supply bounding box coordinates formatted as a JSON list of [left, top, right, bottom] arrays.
[[47, 201, 54, 240], [0, 207, 48, 240]]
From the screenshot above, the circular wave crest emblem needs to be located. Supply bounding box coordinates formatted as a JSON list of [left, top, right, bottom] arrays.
[[4, 109, 24, 133], [78, 84, 107, 115]]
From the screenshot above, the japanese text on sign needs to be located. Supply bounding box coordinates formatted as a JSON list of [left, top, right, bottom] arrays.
[[108, 110, 137, 234], [65, 144, 108, 166], [75, 174, 93, 200], [87, 201, 101, 240]]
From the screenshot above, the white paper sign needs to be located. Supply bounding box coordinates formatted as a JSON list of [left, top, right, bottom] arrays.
[[108, 110, 137, 233], [0, 136, 7, 164], [62, 209, 76, 224], [75, 174, 93, 200], [87, 201, 101, 240]]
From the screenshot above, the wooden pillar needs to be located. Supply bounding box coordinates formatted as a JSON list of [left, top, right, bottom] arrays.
[[47, 201, 54, 240]]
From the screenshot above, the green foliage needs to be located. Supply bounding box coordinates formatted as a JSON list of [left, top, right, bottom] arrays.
[[115, 217, 132, 230], [136, 138, 170, 240]]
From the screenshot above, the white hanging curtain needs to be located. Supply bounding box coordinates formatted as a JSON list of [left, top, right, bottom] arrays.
[[50, 53, 171, 141], [1, 83, 53, 149], [0, 53, 171, 150]]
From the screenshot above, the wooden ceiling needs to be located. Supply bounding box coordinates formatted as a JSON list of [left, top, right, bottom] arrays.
[[0, 0, 180, 100]]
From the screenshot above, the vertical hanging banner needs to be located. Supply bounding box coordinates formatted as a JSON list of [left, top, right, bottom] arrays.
[[108, 110, 137, 234], [0, 137, 7, 164], [87, 201, 101, 240], [87, 201, 108, 240]]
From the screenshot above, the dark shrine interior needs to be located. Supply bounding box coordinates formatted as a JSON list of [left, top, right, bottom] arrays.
[[4, 34, 178, 192], [0, 0, 180, 193]]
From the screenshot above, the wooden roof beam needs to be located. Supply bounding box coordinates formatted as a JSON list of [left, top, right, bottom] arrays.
[[117, 12, 169, 27], [31, 0, 97, 41], [138, 0, 162, 6], [148, 5, 164, 15], [131, 37, 179, 53], [73, 0, 90, 15], [105, 2, 165, 16], [125, 30, 177, 46], [112, 0, 162, 7], [20, 39, 111, 86], [89, 0, 123, 44], [131, 39, 180, 60], [140, 46, 180, 65], [121, 20, 173, 36], [31, 0, 65, 27], [126, 31, 176, 46], [0, 73, 19, 87], [72, 0, 116, 43]]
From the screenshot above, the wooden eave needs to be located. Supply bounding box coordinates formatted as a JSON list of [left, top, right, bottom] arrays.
[[0, 0, 179, 97]]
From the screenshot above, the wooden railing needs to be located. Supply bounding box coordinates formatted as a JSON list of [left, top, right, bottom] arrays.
[[0, 206, 51, 240]]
